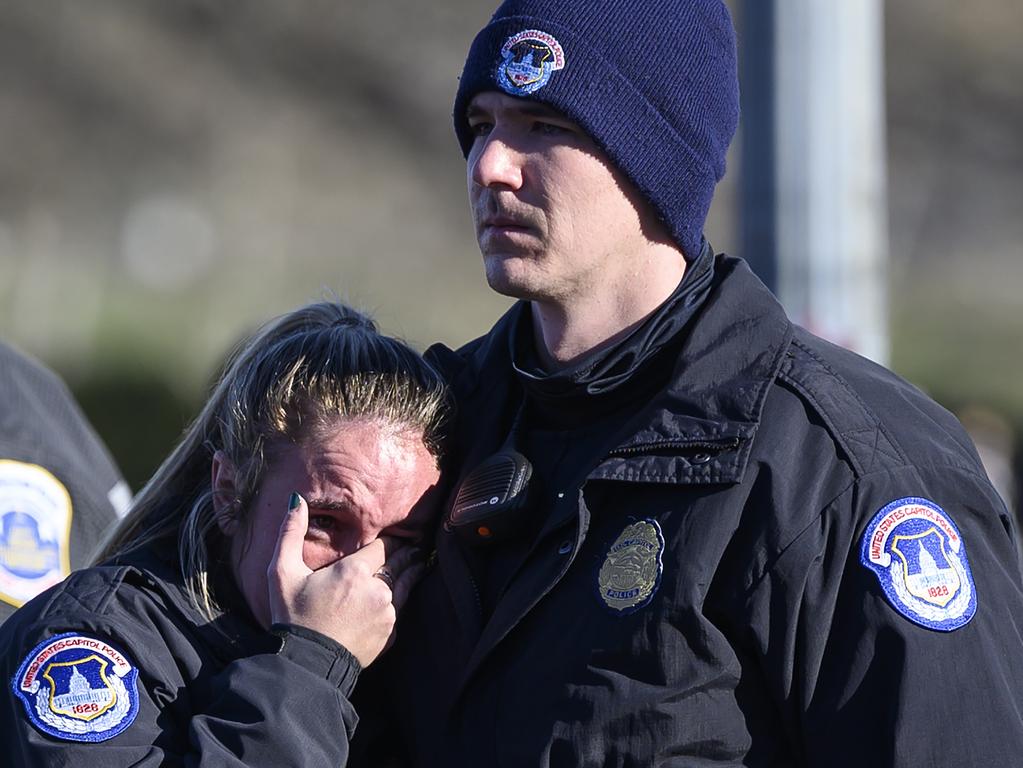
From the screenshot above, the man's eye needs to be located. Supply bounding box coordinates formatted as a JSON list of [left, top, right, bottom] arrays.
[[533, 121, 567, 136], [469, 121, 493, 137]]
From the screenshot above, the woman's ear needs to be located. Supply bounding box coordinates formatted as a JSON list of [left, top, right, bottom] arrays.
[[211, 450, 240, 536]]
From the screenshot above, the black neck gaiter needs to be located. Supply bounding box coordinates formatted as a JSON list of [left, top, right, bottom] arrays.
[[511, 240, 716, 427]]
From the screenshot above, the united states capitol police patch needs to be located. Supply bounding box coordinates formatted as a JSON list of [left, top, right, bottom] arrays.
[[598, 519, 664, 614], [860, 497, 976, 631], [496, 29, 566, 95], [13, 632, 140, 742], [0, 460, 72, 609]]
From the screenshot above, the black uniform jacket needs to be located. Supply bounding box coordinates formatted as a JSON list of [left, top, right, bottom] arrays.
[[0, 342, 128, 622], [388, 255, 1023, 767], [0, 541, 360, 766]]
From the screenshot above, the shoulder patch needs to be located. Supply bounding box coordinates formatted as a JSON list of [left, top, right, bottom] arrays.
[[0, 460, 73, 608], [12, 633, 140, 742], [860, 497, 976, 631], [496, 29, 566, 95], [597, 519, 664, 613]]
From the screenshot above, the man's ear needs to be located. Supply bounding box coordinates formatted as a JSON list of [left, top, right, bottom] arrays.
[[211, 450, 240, 536]]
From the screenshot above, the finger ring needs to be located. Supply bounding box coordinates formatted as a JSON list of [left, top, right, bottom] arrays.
[[373, 566, 394, 589]]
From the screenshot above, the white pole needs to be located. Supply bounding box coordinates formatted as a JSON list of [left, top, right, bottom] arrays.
[[773, 0, 889, 364]]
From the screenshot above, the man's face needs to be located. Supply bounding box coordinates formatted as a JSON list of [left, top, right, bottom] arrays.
[[225, 420, 440, 629], [466, 91, 666, 305]]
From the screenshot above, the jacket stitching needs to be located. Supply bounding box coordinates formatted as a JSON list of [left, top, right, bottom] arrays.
[[780, 340, 909, 474]]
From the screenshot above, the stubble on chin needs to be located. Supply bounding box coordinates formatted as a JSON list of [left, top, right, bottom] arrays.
[[480, 249, 519, 298], [481, 249, 555, 302]]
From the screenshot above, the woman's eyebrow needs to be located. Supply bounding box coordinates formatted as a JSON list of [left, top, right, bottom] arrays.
[[303, 497, 356, 513]]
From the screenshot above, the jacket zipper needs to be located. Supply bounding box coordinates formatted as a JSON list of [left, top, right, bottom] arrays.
[[605, 437, 740, 458]]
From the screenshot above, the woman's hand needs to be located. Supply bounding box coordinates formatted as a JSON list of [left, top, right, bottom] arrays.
[[266, 492, 426, 666]]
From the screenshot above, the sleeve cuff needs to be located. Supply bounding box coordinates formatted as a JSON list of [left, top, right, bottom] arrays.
[[270, 623, 362, 696]]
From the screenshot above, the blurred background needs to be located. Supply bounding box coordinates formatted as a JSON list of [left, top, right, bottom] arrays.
[[1, 1, 1020, 515]]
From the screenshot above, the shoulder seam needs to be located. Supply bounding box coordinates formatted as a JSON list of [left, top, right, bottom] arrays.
[[33, 566, 134, 620], [778, 339, 909, 477]]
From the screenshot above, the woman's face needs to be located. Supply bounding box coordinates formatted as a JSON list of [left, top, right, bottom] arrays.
[[217, 419, 441, 628]]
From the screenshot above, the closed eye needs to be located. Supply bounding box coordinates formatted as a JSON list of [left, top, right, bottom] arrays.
[[304, 501, 353, 537], [308, 514, 339, 533]]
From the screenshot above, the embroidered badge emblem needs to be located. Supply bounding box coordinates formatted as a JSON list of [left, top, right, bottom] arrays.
[[0, 460, 73, 608], [598, 519, 664, 613], [860, 497, 976, 631], [496, 29, 566, 95], [13, 633, 140, 742]]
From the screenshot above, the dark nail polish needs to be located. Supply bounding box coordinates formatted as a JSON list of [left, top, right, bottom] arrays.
[[288, 492, 301, 510]]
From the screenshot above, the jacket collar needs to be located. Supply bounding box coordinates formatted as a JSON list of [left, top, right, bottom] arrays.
[[591, 256, 793, 484], [442, 254, 793, 487]]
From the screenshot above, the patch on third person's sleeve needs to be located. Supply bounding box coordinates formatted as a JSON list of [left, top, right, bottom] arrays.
[[0, 460, 73, 609], [860, 497, 976, 631], [12, 632, 140, 742]]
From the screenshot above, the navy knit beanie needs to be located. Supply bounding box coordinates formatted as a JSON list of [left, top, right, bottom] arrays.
[[454, 0, 739, 260]]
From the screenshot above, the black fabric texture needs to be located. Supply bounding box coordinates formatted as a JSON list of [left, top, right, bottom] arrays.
[[382, 252, 1023, 768], [0, 540, 361, 765]]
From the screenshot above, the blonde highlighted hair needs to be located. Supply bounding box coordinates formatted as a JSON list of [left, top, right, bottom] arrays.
[[96, 301, 448, 617]]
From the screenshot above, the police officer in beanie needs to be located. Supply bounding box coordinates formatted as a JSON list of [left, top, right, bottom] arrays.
[[381, 0, 1023, 766]]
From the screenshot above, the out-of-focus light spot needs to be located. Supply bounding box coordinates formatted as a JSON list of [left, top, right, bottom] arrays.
[[121, 195, 216, 290]]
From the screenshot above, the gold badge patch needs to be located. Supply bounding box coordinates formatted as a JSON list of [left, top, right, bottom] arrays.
[[598, 519, 664, 613]]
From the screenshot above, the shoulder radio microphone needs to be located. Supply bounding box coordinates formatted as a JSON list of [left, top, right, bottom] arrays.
[[445, 450, 533, 546]]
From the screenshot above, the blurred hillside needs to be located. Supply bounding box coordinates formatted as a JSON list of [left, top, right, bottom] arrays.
[[1, 0, 1021, 488], [885, 0, 1023, 417]]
